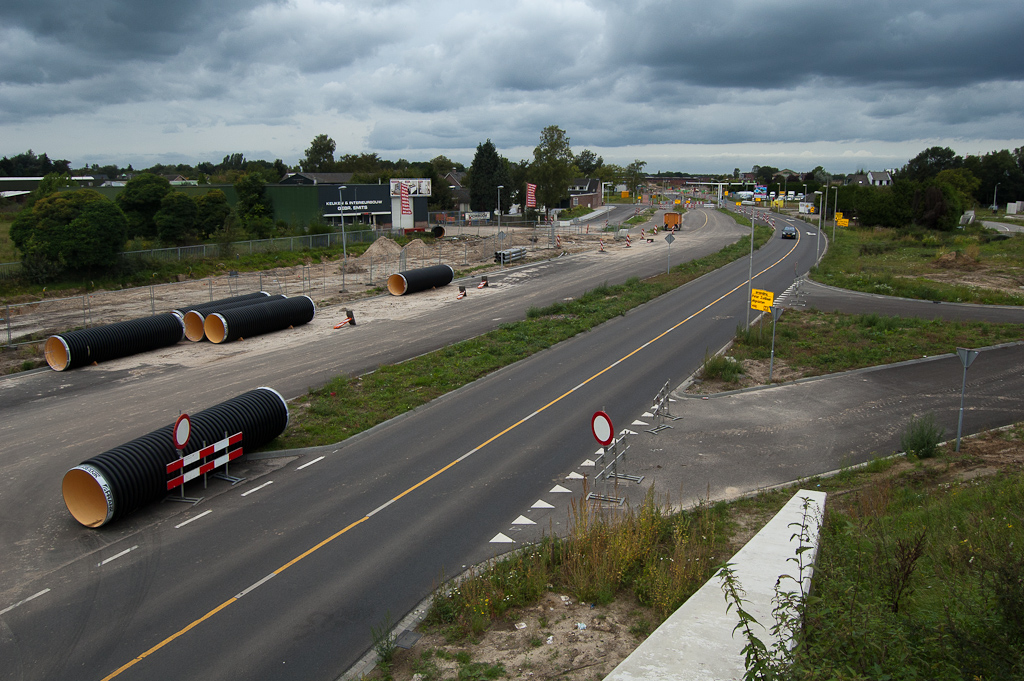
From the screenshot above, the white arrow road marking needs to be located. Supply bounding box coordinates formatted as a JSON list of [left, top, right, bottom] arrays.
[[566, 472, 584, 480], [531, 499, 555, 509], [512, 515, 536, 525], [550, 485, 571, 493], [490, 533, 515, 543], [632, 420, 648, 426], [581, 459, 596, 467]]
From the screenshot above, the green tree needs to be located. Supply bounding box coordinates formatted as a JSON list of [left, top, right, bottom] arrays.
[[301, 134, 337, 172], [531, 125, 576, 218], [154, 191, 199, 245], [624, 159, 648, 201], [10, 189, 127, 279], [430, 155, 458, 177], [935, 168, 981, 209], [468, 139, 509, 213], [575, 149, 603, 176], [900, 146, 962, 182], [195, 189, 231, 240], [116, 173, 171, 239], [963, 149, 1024, 206], [234, 173, 274, 238]]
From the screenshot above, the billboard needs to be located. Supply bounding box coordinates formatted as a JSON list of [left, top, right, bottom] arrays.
[[389, 179, 432, 197]]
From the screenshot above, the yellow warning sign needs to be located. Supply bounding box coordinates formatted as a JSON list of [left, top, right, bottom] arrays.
[[838, 218, 849, 227], [750, 288, 774, 312]]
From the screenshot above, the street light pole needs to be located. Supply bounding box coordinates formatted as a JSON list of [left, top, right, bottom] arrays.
[[993, 182, 1000, 211], [746, 210, 755, 329], [832, 186, 839, 243], [496, 185, 504, 231]]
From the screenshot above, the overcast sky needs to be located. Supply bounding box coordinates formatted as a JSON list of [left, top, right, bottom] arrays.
[[2, 0, 1022, 175]]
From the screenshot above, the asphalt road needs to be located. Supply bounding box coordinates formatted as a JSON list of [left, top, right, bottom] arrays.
[[2, 208, 821, 680]]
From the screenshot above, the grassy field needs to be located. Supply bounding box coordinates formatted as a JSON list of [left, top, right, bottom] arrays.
[[813, 225, 1024, 305], [724, 310, 1023, 377]]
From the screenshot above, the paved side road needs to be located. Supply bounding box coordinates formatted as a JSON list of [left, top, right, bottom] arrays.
[[608, 341, 1024, 510]]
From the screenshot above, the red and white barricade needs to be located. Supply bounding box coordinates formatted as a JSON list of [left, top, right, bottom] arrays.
[[167, 432, 243, 491]]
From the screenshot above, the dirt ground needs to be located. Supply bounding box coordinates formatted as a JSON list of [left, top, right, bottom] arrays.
[[0, 229, 629, 375], [385, 592, 658, 681]]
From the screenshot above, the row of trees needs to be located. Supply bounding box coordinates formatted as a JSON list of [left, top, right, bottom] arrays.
[[9, 171, 278, 281], [463, 125, 648, 219]]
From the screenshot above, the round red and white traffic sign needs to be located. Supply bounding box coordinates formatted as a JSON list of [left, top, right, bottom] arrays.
[[173, 413, 192, 450], [591, 411, 614, 446]]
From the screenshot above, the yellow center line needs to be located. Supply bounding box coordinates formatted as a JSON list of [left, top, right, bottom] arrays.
[[102, 213, 798, 680]]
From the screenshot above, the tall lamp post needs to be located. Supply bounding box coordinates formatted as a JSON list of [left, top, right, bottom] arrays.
[[832, 185, 839, 243], [496, 185, 504, 231], [992, 182, 1001, 211], [814, 190, 822, 263], [338, 185, 349, 260]]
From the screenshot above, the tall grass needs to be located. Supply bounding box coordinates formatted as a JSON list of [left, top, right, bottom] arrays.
[[423, 489, 730, 641], [792, 470, 1024, 679]]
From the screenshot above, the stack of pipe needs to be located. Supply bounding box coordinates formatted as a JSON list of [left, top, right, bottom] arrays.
[[204, 295, 316, 344], [182, 294, 286, 342]]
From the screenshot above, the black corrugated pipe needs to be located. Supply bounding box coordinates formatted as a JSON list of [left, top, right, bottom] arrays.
[[386, 264, 454, 296], [182, 295, 287, 342], [204, 295, 316, 344], [171, 291, 269, 319], [44, 313, 185, 372], [432, 225, 445, 238], [62, 387, 289, 527]]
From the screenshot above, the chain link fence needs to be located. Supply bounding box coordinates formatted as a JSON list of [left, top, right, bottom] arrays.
[[1, 229, 547, 347]]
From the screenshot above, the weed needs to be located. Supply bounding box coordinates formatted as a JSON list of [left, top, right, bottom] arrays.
[[370, 610, 398, 670], [901, 413, 944, 458], [700, 351, 744, 382]]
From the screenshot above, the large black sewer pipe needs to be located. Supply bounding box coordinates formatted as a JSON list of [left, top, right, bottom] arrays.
[[182, 294, 287, 342], [204, 295, 316, 344], [171, 291, 269, 319], [432, 225, 445, 238], [62, 387, 289, 527], [44, 313, 185, 371], [386, 264, 454, 296]]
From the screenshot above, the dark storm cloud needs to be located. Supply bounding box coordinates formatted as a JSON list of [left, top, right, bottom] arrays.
[[1, 0, 1021, 170]]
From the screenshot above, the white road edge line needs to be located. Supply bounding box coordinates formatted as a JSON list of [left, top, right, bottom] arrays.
[[175, 510, 212, 529], [235, 573, 276, 599], [241, 480, 273, 497], [296, 456, 325, 470], [99, 545, 138, 566], [0, 588, 50, 616]]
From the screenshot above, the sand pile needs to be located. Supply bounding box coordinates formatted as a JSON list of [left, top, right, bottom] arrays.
[[402, 238, 433, 256], [361, 236, 402, 259]]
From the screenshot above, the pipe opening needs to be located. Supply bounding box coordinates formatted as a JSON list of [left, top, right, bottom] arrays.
[[44, 336, 71, 371], [62, 465, 114, 528], [387, 273, 408, 296], [183, 311, 206, 342], [432, 225, 445, 238], [205, 314, 228, 344]]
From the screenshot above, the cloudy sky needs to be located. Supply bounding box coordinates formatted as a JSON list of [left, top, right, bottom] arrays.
[[2, 0, 1022, 175]]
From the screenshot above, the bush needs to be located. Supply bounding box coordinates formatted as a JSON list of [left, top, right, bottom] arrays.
[[701, 352, 743, 382], [901, 413, 944, 458]]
